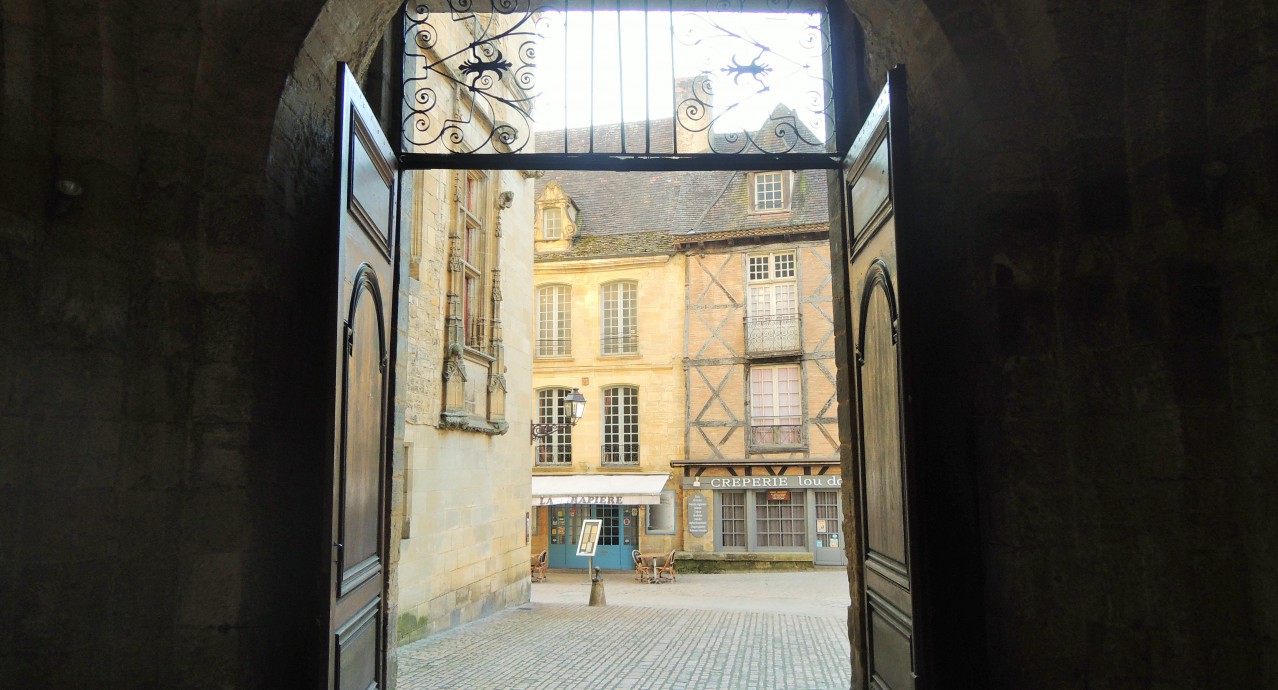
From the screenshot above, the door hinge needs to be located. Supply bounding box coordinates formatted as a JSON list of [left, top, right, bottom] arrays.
[[344, 322, 354, 356]]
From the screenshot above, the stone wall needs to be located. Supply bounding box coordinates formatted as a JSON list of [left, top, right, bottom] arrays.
[[842, 0, 1278, 686], [394, 166, 536, 647]]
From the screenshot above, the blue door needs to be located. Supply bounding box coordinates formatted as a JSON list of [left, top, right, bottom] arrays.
[[548, 505, 639, 570]]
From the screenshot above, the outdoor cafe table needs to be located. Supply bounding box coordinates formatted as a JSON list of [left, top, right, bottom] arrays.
[[639, 552, 666, 583]]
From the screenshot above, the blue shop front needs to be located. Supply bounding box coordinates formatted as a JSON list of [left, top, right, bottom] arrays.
[[532, 473, 670, 571]]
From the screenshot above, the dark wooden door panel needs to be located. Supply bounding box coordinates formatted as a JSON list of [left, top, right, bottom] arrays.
[[838, 67, 921, 690], [329, 63, 397, 690], [340, 272, 387, 595], [861, 274, 905, 567]]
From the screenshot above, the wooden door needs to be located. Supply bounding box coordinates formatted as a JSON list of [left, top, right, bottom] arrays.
[[837, 67, 923, 689], [328, 63, 398, 690]]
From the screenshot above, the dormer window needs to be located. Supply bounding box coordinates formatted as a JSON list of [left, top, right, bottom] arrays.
[[542, 207, 562, 240], [751, 171, 790, 212]]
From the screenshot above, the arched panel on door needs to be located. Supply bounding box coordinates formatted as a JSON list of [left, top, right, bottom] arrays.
[[339, 266, 389, 595], [855, 262, 915, 689]]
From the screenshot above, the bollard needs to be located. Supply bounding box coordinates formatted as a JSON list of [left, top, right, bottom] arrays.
[[588, 567, 606, 607]]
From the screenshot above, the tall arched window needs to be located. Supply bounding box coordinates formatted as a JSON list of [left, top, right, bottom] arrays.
[[535, 388, 573, 465], [601, 385, 639, 465], [600, 281, 637, 355], [536, 284, 571, 357]]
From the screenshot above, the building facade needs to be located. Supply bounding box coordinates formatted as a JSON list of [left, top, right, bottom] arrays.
[[529, 172, 686, 571], [530, 123, 842, 571], [676, 168, 845, 569], [393, 11, 537, 644]]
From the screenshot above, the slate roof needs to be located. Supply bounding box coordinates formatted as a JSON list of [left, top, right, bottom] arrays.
[[534, 230, 676, 262], [533, 105, 831, 260]]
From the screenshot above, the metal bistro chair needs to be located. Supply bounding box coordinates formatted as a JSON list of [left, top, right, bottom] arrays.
[[531, 550, 548, 582], [656, 549, 677, 583], [632, 549, 648, 582]]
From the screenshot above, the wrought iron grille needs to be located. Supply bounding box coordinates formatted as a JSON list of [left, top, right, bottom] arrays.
[[600, 333, 638, 355], [400, 0, 836, 168], [535, 337, 572, 356], [749, 423, 802, 446], [601, 443, 640, 465], [744, 313, 801, 354], [534, 441, 572, 464]]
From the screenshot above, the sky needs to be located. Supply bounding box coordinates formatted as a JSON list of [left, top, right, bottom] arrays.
[[524, 9, 830, 141]]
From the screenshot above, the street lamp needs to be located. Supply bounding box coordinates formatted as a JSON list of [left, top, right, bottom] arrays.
[[531, 388, 586, 443]]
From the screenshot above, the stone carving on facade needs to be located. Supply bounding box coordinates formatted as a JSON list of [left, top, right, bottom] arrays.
[[440, 167, 508, 435]]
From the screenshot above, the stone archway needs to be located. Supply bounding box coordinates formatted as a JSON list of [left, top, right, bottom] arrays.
[[261, 1, 1032, 687], [7, 0, 1273, 686]]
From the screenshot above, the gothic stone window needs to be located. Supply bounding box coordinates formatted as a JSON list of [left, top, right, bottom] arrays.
[[461, 171, 490, 350], [442, 169, 509, 434]]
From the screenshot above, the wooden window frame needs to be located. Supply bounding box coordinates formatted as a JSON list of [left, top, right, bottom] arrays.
[[750, 170, 791, 213], [600, 281, 638, 356]]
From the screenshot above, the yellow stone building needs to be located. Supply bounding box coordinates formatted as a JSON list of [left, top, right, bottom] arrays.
[[392, 11, 537, 644], [529, 171, 686, 571], [530, 120, 841, 573]]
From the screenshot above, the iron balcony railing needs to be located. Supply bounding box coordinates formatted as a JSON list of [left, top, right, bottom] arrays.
[[600, 332, 638, 355], [534, 442, 572, 465], [601, 443, 640, 465], [744, 313, 802, 355], [750, 424, 803, 447], [536, 338, 572, 357]]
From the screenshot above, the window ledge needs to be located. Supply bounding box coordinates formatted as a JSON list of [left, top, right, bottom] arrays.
[[463, 348, 495, 364], [440, 412, 508, 435], [599, 352, 642, 359], [534, 354, 573, 361], [747, 444, 808, 453]]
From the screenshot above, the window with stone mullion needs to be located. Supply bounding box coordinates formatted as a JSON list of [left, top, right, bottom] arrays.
[[462, 173, 488, 350]]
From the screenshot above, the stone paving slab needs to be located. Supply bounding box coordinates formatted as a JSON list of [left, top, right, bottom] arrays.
[[397, 571, 852, 690]]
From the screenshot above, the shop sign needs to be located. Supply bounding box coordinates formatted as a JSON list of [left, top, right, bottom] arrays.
[[767, 489, 791, 501], [682, 475, 842, 490], [686, 494, 709, 536]]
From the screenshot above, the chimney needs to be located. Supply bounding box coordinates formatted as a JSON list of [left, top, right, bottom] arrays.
[[674, 75, 714, 153]]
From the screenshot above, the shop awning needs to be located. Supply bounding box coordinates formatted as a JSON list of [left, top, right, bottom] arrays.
[[531, 473, 671, 506]]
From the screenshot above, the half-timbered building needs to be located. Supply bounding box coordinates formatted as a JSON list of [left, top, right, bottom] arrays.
[[530, 114, 843, 571], [675, 166, 846, 568]]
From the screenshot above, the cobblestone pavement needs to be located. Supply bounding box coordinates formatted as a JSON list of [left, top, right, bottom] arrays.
[[397, 570, 852, 690]]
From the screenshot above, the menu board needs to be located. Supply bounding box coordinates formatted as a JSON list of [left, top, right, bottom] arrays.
[[686, 494, 709, 536]]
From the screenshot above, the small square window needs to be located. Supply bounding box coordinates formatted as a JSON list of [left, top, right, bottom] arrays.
[[752, 171, 788, 212]]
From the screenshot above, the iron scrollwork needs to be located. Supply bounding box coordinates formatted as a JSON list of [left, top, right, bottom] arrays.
[[402, 0, 548, 154], [400, 0, 835, 157], [674, 2, 834, 154]]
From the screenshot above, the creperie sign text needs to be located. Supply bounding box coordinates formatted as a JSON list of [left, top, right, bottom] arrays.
[[683, 475, 843, 489]]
